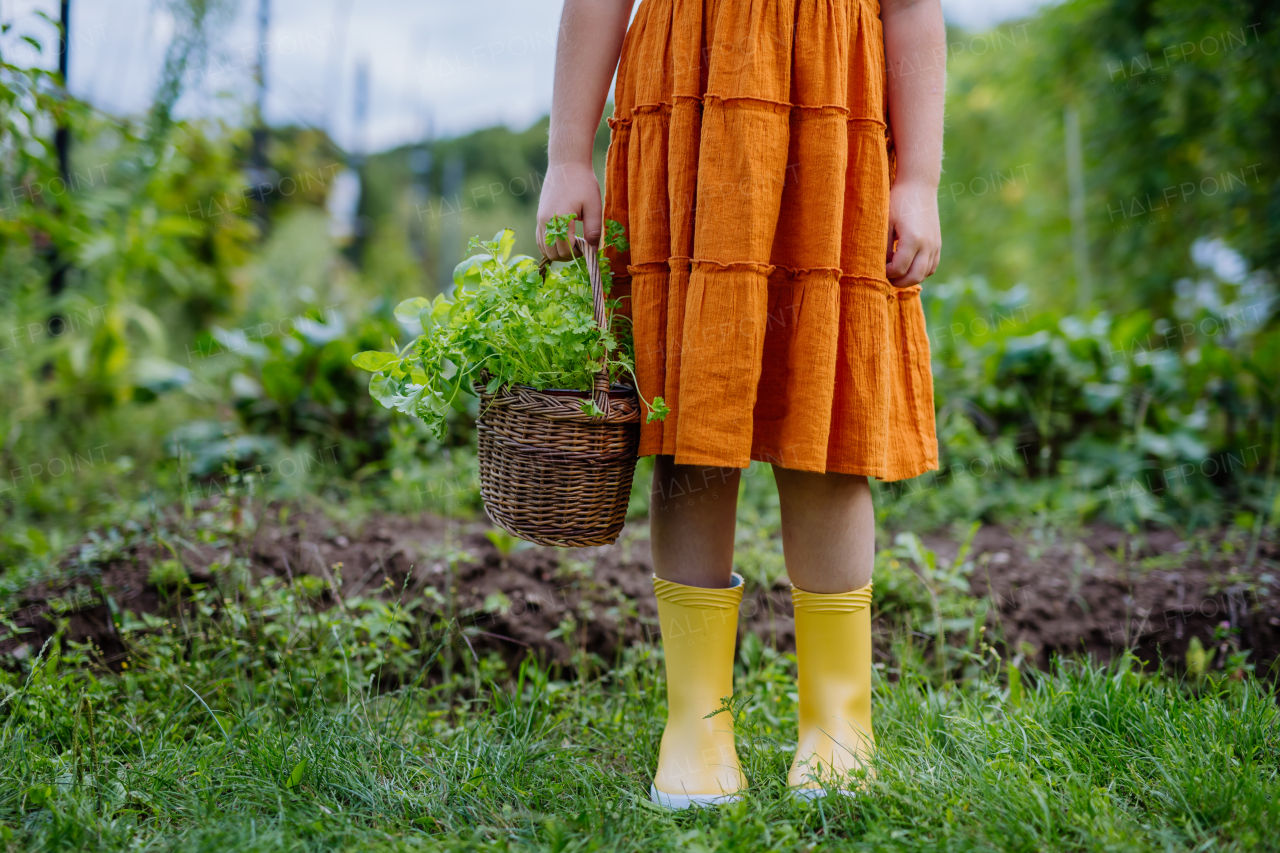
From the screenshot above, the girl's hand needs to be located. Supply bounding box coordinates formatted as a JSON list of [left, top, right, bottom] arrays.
[[885, 179, 941, 287], [882, 0, 945, 288], [537, 161, 603, 261], [536, 0, 635, 262]]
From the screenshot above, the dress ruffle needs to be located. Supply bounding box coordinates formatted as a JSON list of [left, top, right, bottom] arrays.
[[603, 0, 938, 481]]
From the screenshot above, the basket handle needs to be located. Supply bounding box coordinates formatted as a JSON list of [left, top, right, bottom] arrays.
[[538, 235, 612, 422]]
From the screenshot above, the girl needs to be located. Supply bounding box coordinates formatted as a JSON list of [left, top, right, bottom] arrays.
[[537, 0, 944, 807]]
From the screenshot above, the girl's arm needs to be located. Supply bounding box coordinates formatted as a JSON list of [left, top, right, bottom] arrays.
[[537, 0, 636, 261], [882, 0, 946, 287]]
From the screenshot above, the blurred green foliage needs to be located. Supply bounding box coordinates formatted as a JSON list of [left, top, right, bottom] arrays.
[[939, 0, 1280, 314], [1, 0, 1278, 572]]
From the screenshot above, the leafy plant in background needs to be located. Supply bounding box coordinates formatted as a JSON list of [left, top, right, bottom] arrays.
[[352, 219, 666, 439], [203, 303, 402, 474], [2, 18, 266, 413], [922, 269, 1277, 528]]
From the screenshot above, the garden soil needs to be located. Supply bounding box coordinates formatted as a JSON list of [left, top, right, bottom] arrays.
[[3, 507, 1277, 676]]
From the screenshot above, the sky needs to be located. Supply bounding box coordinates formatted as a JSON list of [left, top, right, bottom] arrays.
[[2, 0, 1054, 153]]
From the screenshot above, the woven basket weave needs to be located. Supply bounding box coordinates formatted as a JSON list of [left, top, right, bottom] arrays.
[[475, 236, 640, 547]]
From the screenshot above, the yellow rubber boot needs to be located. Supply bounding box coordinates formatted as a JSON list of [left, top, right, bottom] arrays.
[[650, 573, 746, 808], [788, 582, 875, 798]]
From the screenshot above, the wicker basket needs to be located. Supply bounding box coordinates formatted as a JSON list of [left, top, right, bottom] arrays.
[[475, 236, 641, 547]]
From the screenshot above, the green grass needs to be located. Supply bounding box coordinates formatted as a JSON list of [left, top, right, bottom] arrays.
[[2, 575, 1277, 853]]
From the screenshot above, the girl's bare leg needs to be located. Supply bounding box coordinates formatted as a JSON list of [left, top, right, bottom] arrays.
[[649, 455, 740, 588], [772, 467, 874, 592]]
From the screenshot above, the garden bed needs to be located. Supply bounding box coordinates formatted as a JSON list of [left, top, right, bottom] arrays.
[[3, 506, 1277, 676]]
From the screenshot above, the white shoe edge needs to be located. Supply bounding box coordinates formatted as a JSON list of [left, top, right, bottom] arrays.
[[649, 784, 743, 809], [789, 786, 857, 801]]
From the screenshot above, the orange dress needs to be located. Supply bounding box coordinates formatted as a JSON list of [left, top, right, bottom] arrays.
[[603, 0, 937, 481]]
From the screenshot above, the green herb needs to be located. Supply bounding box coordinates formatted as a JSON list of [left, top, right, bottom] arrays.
[[352, 218, 666, 438]]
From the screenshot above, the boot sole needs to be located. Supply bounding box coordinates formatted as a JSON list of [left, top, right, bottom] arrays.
[[790, 786, 856, 801], [649, 784, 743, 809]]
